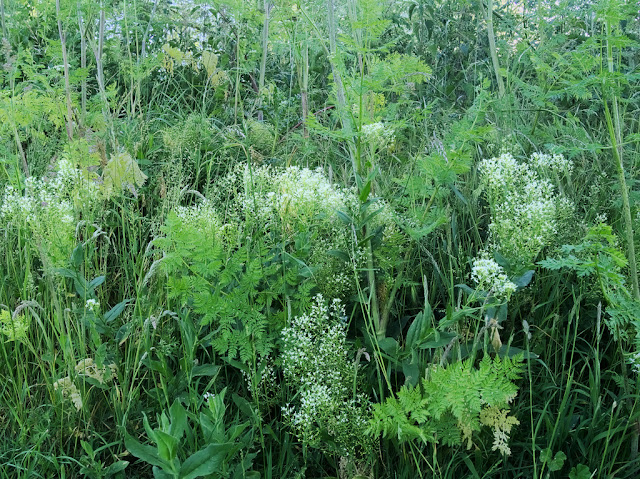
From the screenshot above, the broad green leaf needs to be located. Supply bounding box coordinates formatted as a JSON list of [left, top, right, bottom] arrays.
[[154, 430, 179, 465], [540, 449, 566, 472], [169, 400, 187, 439], [104, 299, 131, 323], [124, 435, 169, 470], [88, 275, 106, 290], [180, 443, 235, 479], [202, 51, 218, 80], [192, 364, 220, 377], [569, 464, 591, 479], [101, 152, 148, 198], [104, 460, 129, 474], [359, 180, 371, 202], [419, 331, 457, 349]]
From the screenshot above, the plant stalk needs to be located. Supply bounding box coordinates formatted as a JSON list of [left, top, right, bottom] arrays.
[[486, 0, 505, 98], [57, 0, 74, 141], [257, 1, 272, 121]]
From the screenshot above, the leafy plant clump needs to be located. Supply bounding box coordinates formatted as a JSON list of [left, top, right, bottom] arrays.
[[369, 354, 524, 455]]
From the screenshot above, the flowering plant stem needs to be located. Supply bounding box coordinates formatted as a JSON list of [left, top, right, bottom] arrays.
[[322, 0, 383, 337]]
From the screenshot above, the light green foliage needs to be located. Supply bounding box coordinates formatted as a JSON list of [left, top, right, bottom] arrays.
[[53, 357, 117, 413], [539, 224, 640, 344], [369, 355, 523, 453], [241, 164, 405, 299], [0, 309, 29, 343], [0, 174, 75, 267], [157, 211, 278, 364], [246, 119, 275, 154], [0, 0, 638, 476], [101, 151, 148, 198], [281, 294, 374, 458]]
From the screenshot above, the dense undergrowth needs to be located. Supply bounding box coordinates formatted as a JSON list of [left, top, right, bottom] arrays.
[[0, 0, 639, 477]]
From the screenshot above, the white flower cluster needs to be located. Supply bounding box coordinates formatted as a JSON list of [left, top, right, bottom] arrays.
[[53, 376, 83, 411], [238, 165, 362, 299], [628, 351, 640, 375], [174, 199, 220, 234], [470, 253, 517, 300], [281, 295, 348, 389], [53, 157, 101, 204], [243, 165, 352, 225], [281, 295, 371, 454], [84, 299, 100, 312], [192, 164, 401, 300], [0, 177, 76, 266], [0, 156, 102, 267], [479, 152, 570, 267], [75, 358, 116, 385], [0, 179, 74, 225], [530, 152, 573, 173], [361, 122, 395, 152]]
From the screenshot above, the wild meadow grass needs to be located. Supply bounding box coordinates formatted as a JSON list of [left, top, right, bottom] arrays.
[[0, 0, 639, 478]]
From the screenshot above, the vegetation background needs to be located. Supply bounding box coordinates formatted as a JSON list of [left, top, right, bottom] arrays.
[[0, 0, 639, 477]]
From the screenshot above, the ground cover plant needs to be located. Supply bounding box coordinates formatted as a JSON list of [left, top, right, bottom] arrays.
[[0, 0, 639, 477]]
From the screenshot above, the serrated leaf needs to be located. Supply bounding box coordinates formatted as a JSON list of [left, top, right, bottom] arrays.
[[202, 51, 218, 80], [101, 152, 148, 198]]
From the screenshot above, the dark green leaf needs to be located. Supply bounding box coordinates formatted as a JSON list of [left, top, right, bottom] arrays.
[[192, 364, 221, 377], [104, 299, 132, 323], [180, 443, 236, 479], [71, 244, 84, 268], [359, 180, 372, 202], [419, 331, 457, 349], [336, 210, 353, 225], [124, 435, 169, 469], [88, 275, 106, 290]]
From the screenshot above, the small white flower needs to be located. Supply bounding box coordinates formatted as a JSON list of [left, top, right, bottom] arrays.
[[471, 253, 517, 300], [85, 299, 100, 312]]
